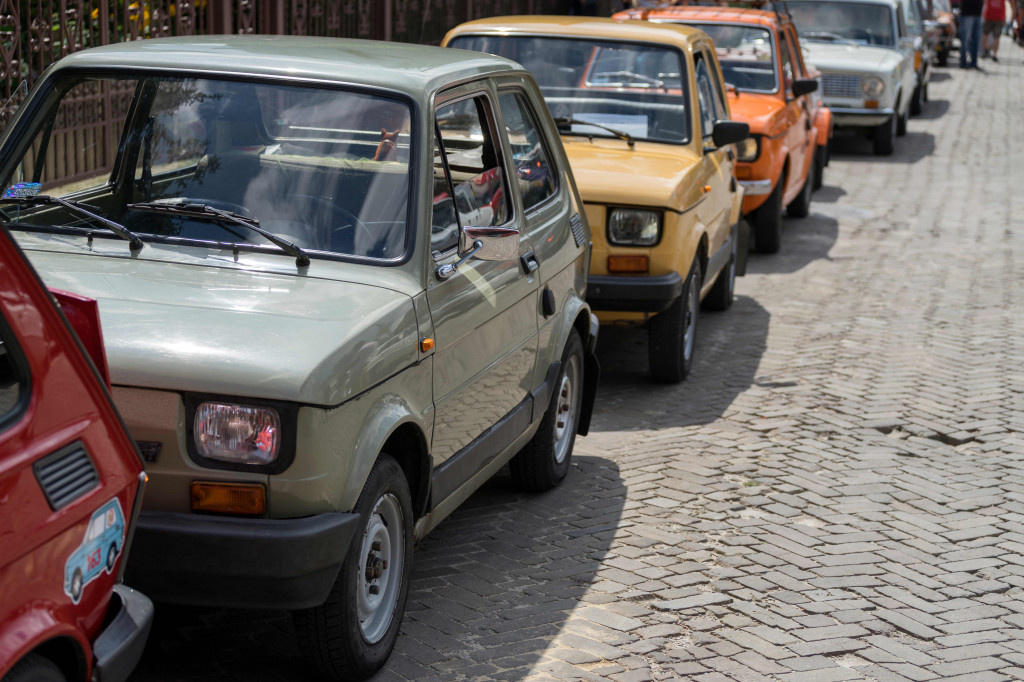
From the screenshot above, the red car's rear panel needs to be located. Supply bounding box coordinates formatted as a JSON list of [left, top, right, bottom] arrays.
[[0, 225, 150, 682]]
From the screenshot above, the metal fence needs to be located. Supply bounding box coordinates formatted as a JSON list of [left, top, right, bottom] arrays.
[[0, 0, 572, 132]]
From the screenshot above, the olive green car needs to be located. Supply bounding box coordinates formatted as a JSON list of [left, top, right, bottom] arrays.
[[0, 36, 598, 680]]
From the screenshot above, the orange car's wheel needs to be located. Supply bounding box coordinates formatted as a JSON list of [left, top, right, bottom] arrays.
[[813, 144, 827, 191], [787, 160, 814, 219], [752, 176, 783, 254]]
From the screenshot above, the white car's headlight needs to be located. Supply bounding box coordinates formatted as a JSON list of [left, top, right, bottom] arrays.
[[194, 402, 281, 465], [861, 76, 885, 97], [608, 208, 661, 246]]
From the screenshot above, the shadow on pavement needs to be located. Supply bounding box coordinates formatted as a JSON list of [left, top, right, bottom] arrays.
[[810, 184, 848, 204], [747, 213, 839, 276], [588, 293, 769, 432], [831, 129, 936, 163], [916, 98, 951, 119], [394, 456, 625, 678], [129, 456, 625, 681], [929, 71, 952, 82]]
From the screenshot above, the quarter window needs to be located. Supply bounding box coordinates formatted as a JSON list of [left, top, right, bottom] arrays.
[[497, 92, 558, 212]]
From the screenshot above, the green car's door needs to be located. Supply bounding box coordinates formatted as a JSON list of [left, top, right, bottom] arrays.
[[494, 85, 584, 392], [426, 85, 540, 501]]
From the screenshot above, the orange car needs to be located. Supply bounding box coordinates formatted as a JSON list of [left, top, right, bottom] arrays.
[[616, 4, 833, 254]]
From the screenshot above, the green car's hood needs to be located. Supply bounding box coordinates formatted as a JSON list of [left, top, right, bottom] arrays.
[[20, 237, 419, 406]]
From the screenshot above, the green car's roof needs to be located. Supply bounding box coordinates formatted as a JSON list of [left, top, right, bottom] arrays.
[[52, 35, 524, 98]]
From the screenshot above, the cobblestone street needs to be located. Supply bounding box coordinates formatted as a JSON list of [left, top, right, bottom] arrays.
[[130, 49, 1024, 682]]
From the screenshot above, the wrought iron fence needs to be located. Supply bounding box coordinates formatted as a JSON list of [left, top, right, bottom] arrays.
[[0, 0, 571, 132]]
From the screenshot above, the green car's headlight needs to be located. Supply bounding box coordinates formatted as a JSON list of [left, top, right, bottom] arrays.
[[194, 402, 281, 465]]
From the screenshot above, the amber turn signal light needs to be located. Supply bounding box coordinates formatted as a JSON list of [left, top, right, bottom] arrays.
[[191, 481, 266, 516], [864, 100, 879, 109], [607, 255, 649, 273], [420, 337, 435, 352]]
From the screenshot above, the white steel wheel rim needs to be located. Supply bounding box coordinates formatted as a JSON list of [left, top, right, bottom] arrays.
[[683, 272, 699, 360], [553, 353, 581, 464], [357, 492, 405, 644]]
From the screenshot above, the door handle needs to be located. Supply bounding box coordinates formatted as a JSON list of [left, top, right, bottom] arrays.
[[520, 251, 539, 274]]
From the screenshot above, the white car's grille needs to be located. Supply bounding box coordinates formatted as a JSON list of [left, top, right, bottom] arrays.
[[822, 74, 861, 98]]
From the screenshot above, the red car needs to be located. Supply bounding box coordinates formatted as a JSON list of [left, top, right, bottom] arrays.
[[0, 224, 152, 682]]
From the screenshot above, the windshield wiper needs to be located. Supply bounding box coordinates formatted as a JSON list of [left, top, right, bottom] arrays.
[[128, 199, 310, 268], [803, 31, 858, 45], [554, 116, 636, 149], [1, 195, 144, 252]]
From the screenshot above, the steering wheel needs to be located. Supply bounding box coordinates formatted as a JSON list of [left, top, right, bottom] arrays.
[[328, 206, 379, 255]]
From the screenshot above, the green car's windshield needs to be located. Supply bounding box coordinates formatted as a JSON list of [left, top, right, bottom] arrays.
[[449, 35, 691, 145], [1, 75, 413, 261], [788, 1, 896, 47], [687, 24, 777, 93]]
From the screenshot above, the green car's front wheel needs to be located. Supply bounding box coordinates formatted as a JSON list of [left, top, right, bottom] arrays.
[[294, 454, 413, 682]]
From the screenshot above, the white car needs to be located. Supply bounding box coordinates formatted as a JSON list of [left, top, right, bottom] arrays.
[[789, 0, 917, 155]]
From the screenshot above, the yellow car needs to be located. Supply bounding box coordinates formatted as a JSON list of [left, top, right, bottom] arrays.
[[444, 17, 748, 383]]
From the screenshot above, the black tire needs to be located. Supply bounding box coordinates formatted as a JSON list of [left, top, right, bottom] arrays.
[[752, 175, 784, 253], [70, 569, 83, 603], [293, 454, 413, 682], [812, 143, 826, 191], [937, 46, 949, 66], [702, 233, 736, 312], [649, 258, 701, 383], [896, 104, 908, 137], [509, 329, 584, 492], [1, 654, 66, 682], [910, 83, 923, 115], [786, 159, 814, 218], [873, 116, 896, 156]]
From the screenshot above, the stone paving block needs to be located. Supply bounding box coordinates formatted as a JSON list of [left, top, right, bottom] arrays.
[[873, 609, 942, 640], [651, 592, 732, 612]]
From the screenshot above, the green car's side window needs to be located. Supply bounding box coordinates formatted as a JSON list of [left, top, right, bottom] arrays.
[[497, 92, 558, 213], [432, 94, 511, 258]]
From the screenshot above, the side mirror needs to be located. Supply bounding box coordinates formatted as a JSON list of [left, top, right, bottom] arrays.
[[711, 120, 750, 149], [459, 226, 520, 261], [437, 225, 519, 281], [792, 79, 818, 97]]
